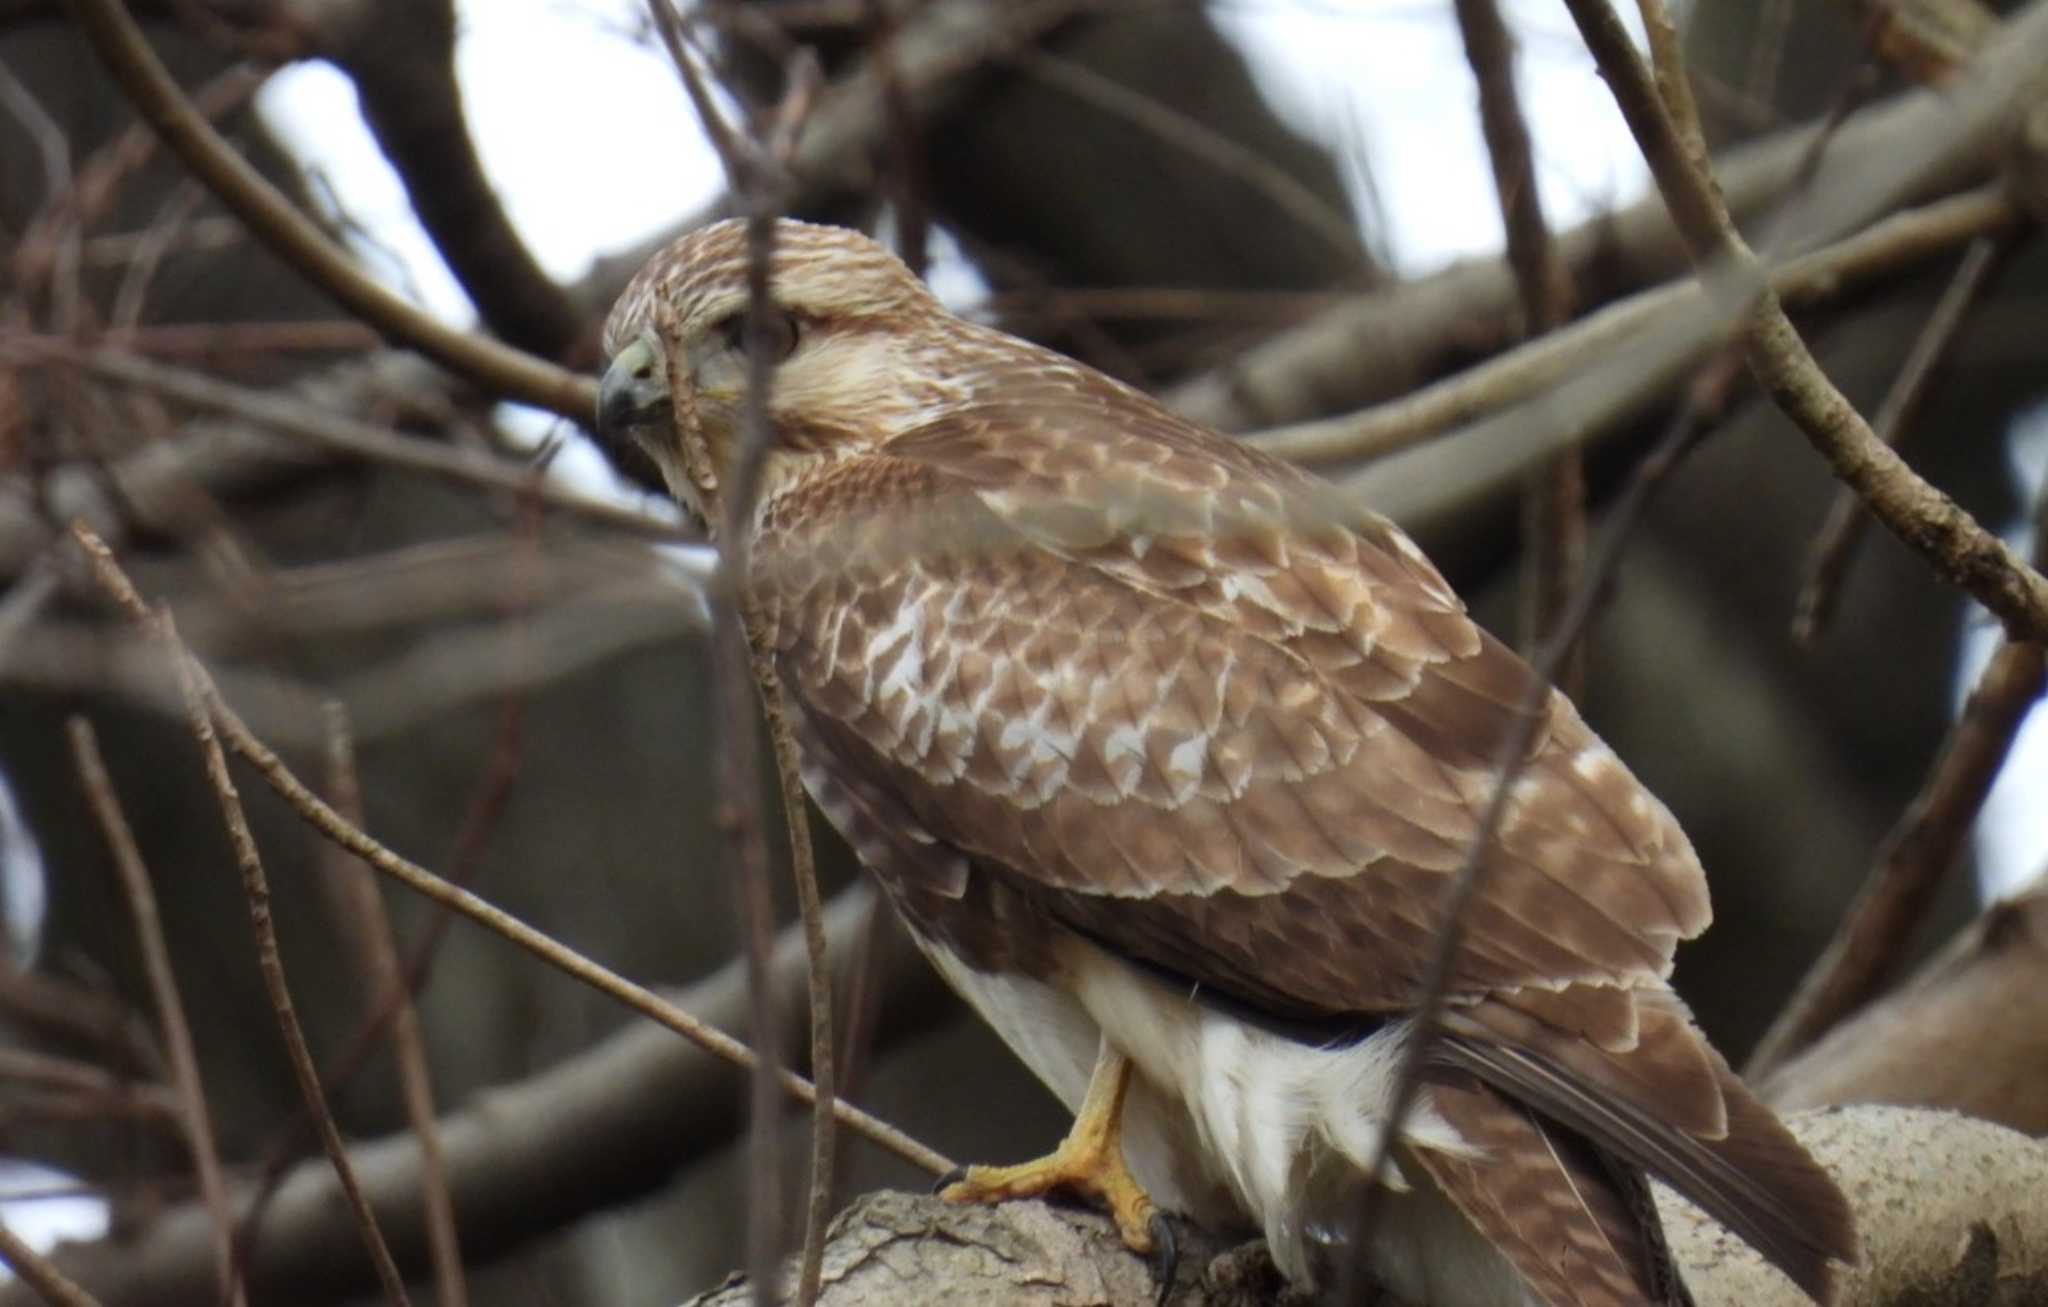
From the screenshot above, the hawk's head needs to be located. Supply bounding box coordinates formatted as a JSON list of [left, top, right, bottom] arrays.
[[596, 219, 975, 532]]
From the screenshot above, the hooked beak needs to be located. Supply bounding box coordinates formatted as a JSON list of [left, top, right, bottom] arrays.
[[595, 331, 669, 455]]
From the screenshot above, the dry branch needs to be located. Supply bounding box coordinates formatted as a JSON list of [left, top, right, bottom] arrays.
[[1792, 232, 2011, 643], [682, 1108, 2048, 1307], [1562, 0, 2048, 644], [1746, 631, 2046, 1079], [0, 884, 948, 1307], [643, 20, 844, 1299], [1451, 0, 1582, 686], [319, 0, 588, 360], [1242, 185, 2017, 470], [320, 704, 468, 1307], [0, 1225, 100, 1307], [66, 717, 242, 1307], [61, 0, 595, 421], [65, 524, 947, 1178], [1170, 3, 2048, 436], [157, 611, 414, 1307]]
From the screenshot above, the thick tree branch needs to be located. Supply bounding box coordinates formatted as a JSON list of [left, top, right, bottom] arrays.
[[318, 0, 589, 361], [682, 1109, 2048, 1307]]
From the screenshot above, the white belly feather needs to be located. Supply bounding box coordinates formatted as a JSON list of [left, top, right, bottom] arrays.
[[918, 928, 1539, 1305]]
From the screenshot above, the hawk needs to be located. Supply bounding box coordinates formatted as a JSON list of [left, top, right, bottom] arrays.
[[596, 219, 1856, 1307]]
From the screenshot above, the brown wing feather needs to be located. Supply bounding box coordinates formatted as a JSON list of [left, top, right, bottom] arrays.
[[757, 375, 1854, 1303], [761, 389, 1705, 1011]]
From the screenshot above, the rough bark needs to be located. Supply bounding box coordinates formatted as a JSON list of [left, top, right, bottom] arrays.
[[683, 1108, 2048, 1307]]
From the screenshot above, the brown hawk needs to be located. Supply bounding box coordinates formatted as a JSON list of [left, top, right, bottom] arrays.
[[596, 219, 1857, 1307]]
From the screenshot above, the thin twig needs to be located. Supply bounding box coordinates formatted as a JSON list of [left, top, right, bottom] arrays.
[[68, 523, 951, 1178], [0, 969, 158, 1078], [1452, 0, 1584, 693], [647, 5, 797, 1295], [1749, 494, 2048, 1078], [7, 321, 380, 359], [0, 1047, 178, 1118], [865, 0, 930, 278], [3, 343, 681, 542], [1561, 0, 2048, 644], [157, 609, 413, 1307], [1793, 233, 2013, 643], [649, 9, 844, 1300], [60, 0, 594, 421], [11, 64, 260, 303], [65, 717, 245, 1307], [757, 669, 836, 1307], [320, 703, 468, 1307], [0, 1224, 100, 1307]]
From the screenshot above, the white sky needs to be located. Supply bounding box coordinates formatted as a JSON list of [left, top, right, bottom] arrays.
[[6, 0, 2043, 1260]]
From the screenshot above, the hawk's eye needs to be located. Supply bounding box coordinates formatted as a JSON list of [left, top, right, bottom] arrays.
[[715, 308, 799, 361]]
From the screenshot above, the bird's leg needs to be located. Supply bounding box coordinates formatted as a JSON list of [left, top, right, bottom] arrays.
[[939, 1035, 1163, 1256]]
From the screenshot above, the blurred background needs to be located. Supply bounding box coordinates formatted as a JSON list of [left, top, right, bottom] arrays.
[[1, 1, 2043, 1303]]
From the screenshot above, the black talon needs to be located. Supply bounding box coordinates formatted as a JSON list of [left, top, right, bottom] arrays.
[[932, 1164, 969, 1196], [1148, 1211, 1179, 1307]]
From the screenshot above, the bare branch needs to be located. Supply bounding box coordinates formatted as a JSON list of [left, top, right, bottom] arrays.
[[64, 522, 951, 1178], [687, 1109, 2048, 1307], [1792, 232, 2012, 642], [0, 1225, 100, 1307], [154, 610, 415, 1307], [759, 665, 837, 1307], [319, 703, 468, 1307], [1172, 6, 2048, 437], [5, 344, 679, 542], [60, 0, 595, 421], [1451, 0, 1583, 690], [1750, 511, 2048, 1078], [66, 716, 244, 1307], [322, 0, 588, 360], [1246, 185, 2019, 468], [1562, 0, 2048, 644], [0, 883, 948, 1307]]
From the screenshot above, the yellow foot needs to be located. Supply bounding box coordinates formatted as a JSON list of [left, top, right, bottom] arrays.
[[937, 1038, 1181, 1307], [940, 1139, 1161, 1253], [937, 1040, 1164, 1260]]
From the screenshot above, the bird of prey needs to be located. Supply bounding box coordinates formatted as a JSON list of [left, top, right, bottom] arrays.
[[596, 219, 1857, 1307]]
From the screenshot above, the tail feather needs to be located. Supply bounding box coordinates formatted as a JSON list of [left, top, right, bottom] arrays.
[[1409, 1070, 1693, 1307], [1439, 992, 1858, 1304]]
